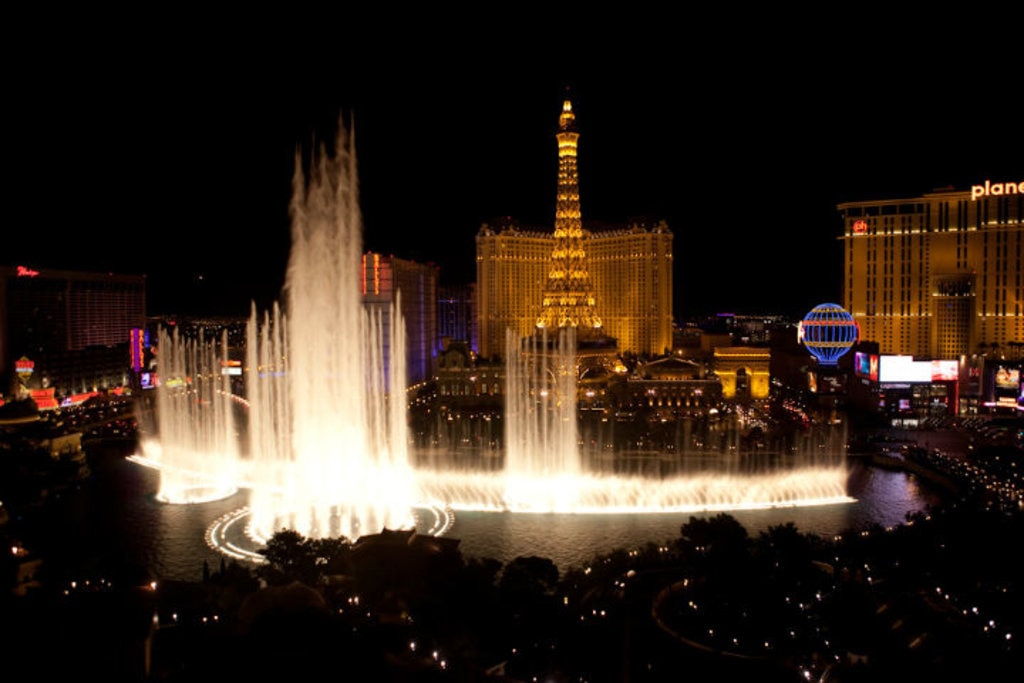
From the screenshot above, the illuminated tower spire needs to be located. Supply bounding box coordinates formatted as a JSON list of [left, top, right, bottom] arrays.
[[536, 96, 602, 332]]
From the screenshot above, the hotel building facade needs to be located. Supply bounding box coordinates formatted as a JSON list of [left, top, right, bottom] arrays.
[[475, 221, 674, 359], [0, 265, 147, 404], [359, 252, 439, 386], [837, 180, 1022, 360]]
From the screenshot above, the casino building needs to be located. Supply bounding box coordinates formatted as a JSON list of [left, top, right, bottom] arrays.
[[837, 181, 1022, 360], [0, 265, 147, 406], [838, 181, 1023, 417], [475, 98, 674, 360], [359, 252, 439, 386]]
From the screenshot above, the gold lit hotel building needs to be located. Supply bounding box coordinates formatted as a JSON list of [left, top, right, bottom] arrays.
[[475, 98, 674, 359], [838, 179, 1023, 359], [476, 221, 673, 359]]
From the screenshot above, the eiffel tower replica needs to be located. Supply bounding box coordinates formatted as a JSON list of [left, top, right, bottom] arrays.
[[530, 94, 617, 368]]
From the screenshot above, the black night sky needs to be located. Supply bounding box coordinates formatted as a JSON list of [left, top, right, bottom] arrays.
[[6, 14, 1021, 320]]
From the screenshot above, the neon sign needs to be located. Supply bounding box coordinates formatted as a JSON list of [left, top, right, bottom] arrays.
[[971, 179, 1023, 201], [130, 328, 145, 373], [852, 219, 868, 234], [16, 265, 39, 277]]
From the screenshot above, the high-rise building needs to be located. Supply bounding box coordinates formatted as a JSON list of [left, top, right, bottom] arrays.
[[0, 265, 147, 402], [837, 180, 1023, 359], [437, 283, 476, 350], [475, 98, 673, 359], [476, 220, 552, 359], [588, 222, 673, 356], [359, 252, 438, 385]]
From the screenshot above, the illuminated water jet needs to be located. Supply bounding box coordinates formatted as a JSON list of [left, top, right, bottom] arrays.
[[140, 120, 417, 541], [144, 325, 240, 504], [502, 327, 582, 511], [239, 123, 418, 542]]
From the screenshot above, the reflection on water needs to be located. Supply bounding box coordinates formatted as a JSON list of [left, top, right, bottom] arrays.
[[31, 456, 946, 582], [448, 459, 945, 572]]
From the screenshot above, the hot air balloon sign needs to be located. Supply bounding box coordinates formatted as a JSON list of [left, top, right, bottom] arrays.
[[797, 303, 859, 366]]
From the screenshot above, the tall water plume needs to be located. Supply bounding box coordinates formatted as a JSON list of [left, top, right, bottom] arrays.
[[503, 327, 581, 511], [244, 122, 415, 542], [149, 326, 240, 503], [137, 121, 415, 542]]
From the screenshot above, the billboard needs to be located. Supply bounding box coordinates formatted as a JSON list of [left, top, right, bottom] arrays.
[[982, 364, 1020, 408], [130, 328, 145, 373], [808, 370, 847, 394], [877, 355, 959, 383], [995, 366, 1020, 390], [854, 352, 879, 381], [879, 355, 931, 383], [221, 359, 242, 376], [930, 360, 959, 381]]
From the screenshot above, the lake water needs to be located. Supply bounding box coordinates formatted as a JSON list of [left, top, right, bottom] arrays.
[[27, 450, 948, 583]]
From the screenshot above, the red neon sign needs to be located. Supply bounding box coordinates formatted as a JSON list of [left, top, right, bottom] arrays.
[[16, 265, 40, 277]]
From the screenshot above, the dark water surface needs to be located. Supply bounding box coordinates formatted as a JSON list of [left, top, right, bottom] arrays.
[[441, 460, 945, 571], [27, 449, 948, 583]]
